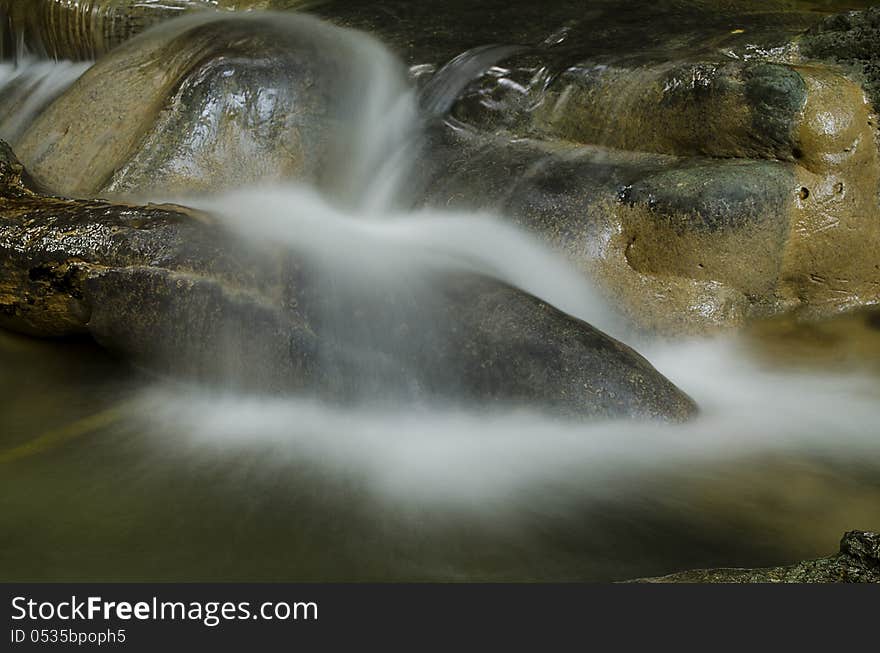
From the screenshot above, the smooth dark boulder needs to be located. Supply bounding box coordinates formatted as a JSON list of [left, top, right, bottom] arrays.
[[0, 141, 696, 420]]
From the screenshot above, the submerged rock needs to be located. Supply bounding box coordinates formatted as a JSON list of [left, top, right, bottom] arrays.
[[0, 141, 695, 420], [632, 530, 880, 583]]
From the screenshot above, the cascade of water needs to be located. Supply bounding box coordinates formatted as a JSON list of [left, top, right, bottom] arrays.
[[122, 12, 880, 512], [143, 336, 880, 508], [0, 57, 91, 144], [2, 7, 878, 529]]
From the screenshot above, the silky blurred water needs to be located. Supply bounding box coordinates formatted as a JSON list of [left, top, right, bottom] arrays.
[[3, 320, 880, 581], [0, 57, 90, 144], [1, 0, 879, 582], [2, 183, 879, 580]]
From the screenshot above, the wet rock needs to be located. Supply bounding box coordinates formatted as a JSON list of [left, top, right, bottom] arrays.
[[379, 2, 880, 334], [430, 11, 880, 333], [453, 52, 873, 167], [0, 0, 226, 60], [418, 125, 863, 333], [9, 2, 879, 333], [13, 12, 408, 201], [620, 160, 793, 305], [0, 141, 696, 420], [455, 61, 808, 162], [801, 7, 880, 128], [632, 530, 880, 583]]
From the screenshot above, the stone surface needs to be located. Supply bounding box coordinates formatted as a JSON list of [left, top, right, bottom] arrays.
[[0, 0, 233, 59], [801, 6, 880, 128], [5, 1, 880, 334], [0, 141, 696, 420], [415, 122, 880, 334], [632, 530, 880, 582], [429, 6, 880, 333], [13, 11, 408, 202]]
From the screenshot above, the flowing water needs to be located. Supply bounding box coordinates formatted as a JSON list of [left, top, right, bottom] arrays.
[[1, 2, 880, 581], [0, 56, 90, 144]]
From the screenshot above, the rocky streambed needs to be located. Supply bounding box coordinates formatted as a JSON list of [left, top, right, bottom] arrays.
[[0, 0, 879, 582]]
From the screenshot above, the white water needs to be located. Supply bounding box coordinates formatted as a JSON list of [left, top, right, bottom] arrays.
[[0, 57, 91, 144], [133, 183, 880, 514], [125, 17, 880, 516], [141, 337, 880, 510], [141, 185, 880, 508], [3, 25, 879, 531], [192, 185, 622, 335]]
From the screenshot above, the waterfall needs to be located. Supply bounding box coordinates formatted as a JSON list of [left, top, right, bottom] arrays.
[[0, 56, 91, 144], [1, 4, 879, 582]]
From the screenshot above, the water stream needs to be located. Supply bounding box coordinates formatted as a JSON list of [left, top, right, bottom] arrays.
[[0, 56, 90, 144], [1, 3, 879, 581]]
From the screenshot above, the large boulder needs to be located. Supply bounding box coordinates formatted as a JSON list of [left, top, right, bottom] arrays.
[[0, 141, 696, 420], [419, 6, 880, 333], [12, 11, 409, 202], [437, 10, 880, 332], [415, 120, 880, 333], [7, 2, 880, 334]]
